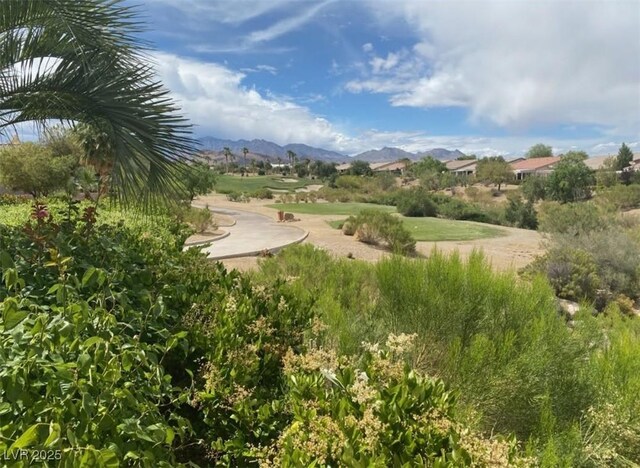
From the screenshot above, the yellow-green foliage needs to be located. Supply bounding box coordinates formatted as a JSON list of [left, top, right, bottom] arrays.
[[256, 244, 640, 465]]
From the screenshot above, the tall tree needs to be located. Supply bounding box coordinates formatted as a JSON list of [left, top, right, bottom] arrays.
[[616, 142, 634, 171], [526, 144, 553, 159], [286, 150, 297, 175], [223, 147, 232, 174], [546, 156, 594, 203], [0, 0, 196, 207], [242, 146, 249, 173], [476, 157, 513, 191], [183, 161, 216, 202]]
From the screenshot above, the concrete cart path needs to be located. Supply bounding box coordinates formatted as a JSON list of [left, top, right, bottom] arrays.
[[190, 206, 308, 260]]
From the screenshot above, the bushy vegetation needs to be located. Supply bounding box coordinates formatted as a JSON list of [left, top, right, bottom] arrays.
[[0, 202, 532, 466], [255, 244, 640, 465], [0, 143, 78, 197], [526, 202, 640, 310], [342, 210, 416, 255]]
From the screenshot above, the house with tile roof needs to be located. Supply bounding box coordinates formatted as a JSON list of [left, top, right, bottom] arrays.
[[445, 159, 477, 176], [509, 156, 561, 180]]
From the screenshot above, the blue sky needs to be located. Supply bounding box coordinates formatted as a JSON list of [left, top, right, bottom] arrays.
[[138, 0, 639, 156]]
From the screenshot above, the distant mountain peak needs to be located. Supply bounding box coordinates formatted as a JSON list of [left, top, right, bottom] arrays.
[[197, 136, 466, 163]]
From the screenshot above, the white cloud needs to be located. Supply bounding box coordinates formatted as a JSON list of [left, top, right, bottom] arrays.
[[150, 0, 293, 25], [240, 64, 278, 75], [247, 1, 335, 44], [152, 52, 352, 150], [350, 0, 640, 135], [362, 43, 374, 53], [152, 53, 636, 157]]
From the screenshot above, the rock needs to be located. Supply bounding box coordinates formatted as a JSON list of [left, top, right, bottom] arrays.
[[557, 298, 580, 318]]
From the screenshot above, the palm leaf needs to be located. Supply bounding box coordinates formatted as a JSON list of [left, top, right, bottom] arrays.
[[0, 0, 196, 208]]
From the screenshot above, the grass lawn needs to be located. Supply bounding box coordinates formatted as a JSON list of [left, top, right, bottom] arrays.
[[266, 202, 395, 216], [327, 216, 504, 241], [270, 202, 503, 241], [215, 175, 313, 193]]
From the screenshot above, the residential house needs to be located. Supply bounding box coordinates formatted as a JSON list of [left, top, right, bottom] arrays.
[[584, 155, 616, 171], [510, 156, 561, 180], [336, 163, 351, 173], [445, 159, 477, 176], [371, 160, 408, 174]]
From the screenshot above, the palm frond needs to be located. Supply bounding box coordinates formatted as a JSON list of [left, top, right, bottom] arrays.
[[0, 0, 196, 208]]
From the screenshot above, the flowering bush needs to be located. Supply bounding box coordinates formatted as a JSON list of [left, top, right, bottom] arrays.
[[256, 334, 527, 467]]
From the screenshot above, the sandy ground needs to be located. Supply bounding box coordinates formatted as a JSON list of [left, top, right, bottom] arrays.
[[195, 194, 545, 273]]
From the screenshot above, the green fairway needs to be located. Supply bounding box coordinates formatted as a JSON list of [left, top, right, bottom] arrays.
[[215, 175, 313, 193], [328, 216, 504, 241], [400, 217, 504, 241], [267, 202, 395, 216], [270, 202, 504, 241]]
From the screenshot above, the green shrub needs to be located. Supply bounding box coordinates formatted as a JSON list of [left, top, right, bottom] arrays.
[[524, 248, 601, 302], [537, 201, 611, 235], [0, 202, 313, 466], [395, 187, 437, 217], [184, 206, 214, 233], [349, 210, 416, 255], [251, 187, 274, 199], [598, 184, 640, 210], [0, 193, 31, 205], [504, 194, 538, 229], [260, 337, 526, 467]]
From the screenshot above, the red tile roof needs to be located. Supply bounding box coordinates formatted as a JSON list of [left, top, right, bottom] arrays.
[[510, 156, 561, 171]]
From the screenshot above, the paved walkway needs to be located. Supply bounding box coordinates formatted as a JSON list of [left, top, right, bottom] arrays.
[[190, 206, 308, 260]]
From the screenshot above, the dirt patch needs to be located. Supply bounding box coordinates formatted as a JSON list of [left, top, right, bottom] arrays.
[[194, 194, 545, 273]]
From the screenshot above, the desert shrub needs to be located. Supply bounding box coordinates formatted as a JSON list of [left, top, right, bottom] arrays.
[[431, 194, 505, 225], [598, 184, 640, 210], [465, 186, 480, 201], [254, 245, 380, 355], [341, 216, 357, 236], [504, 194, 538, 229], [524, 248, 601, 302], [350, 210, 416, 255], [255, 244, 640, 464], [375, 252, 595, 441], [373, 172, 397, 191], [525, 225, 640, 309], [0, 143, 77, 197], [184, 206, 214, 233], [395, 187, 437, 217], [226, 191, 249, 202], [251, 187, 273, 199], [537, 201, 612, 235], [334, 175, 365, 190]]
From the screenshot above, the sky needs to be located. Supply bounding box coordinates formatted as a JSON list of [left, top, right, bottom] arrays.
[[139, 0, 639, 156]]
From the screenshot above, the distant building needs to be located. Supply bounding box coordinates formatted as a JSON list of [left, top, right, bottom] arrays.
[[371, 160, 407, 173], [510, 156, 561, 180], [583, 155, 616, 171], [336, 163, 351, 173], [445, 159, 477, 176]]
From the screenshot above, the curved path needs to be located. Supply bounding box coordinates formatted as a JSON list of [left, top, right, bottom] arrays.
[[189, 206, 308, 260]]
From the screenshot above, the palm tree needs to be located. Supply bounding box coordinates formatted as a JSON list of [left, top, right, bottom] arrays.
[[242, 147, 249, 173], [0, 0, 196, 207], [223, 147, 232, 174], [286, 150, 296, 175]]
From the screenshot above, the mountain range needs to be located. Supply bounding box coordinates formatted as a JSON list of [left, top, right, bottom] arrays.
[[198, 136, 466, 163]]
